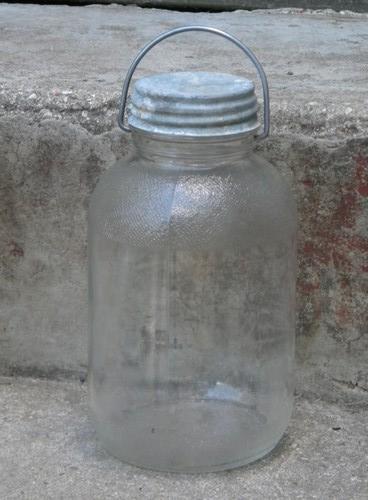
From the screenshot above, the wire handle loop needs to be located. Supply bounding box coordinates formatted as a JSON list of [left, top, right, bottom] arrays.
[[118, 25, 270, 140]]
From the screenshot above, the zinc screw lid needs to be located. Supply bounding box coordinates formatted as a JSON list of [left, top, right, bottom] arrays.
[[128, 71, 259, 139]]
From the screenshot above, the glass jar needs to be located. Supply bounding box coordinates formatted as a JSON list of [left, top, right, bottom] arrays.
[[88, 27, 297, 473]]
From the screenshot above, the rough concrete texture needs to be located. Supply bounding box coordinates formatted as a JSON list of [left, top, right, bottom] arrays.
[[0, 376, 367, 499], [91, 0, 368, 14], [0, 4, 367, 404]]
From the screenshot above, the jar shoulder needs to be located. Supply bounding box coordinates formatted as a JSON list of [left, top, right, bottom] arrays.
[[90, 152, 295, 211], [89, 153, 296, 248]]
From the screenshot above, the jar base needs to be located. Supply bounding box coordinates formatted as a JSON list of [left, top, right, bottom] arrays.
[[105, 438, 283, 473], [92, 398, 289, 473]]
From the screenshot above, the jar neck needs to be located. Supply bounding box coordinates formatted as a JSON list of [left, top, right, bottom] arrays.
[[131, 132, 256, 170]]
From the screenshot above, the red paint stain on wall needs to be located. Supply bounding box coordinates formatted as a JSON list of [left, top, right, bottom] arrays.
[[299, 153, 368, 331], [8, 241, 24, 257], [302, 178, 314, 188], [355, 153, 368, 197]]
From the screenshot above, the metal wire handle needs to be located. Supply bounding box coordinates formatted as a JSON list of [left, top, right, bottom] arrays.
[[118, 25, 270, 140]]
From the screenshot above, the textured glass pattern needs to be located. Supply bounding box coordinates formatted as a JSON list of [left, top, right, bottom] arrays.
[[88, 135, 297, 472]]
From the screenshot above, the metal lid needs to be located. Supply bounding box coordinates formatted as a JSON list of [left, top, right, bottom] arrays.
[[128, 71, 259, 139]]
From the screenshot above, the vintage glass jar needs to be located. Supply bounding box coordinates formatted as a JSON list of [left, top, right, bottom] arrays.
[[88, 26, 297, 472]]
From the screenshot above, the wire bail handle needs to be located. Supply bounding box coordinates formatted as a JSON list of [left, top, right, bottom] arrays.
[[118, 25, 270, 140]]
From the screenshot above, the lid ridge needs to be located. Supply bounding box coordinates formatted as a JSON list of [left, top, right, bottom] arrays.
[[128, 71, 260, 139]]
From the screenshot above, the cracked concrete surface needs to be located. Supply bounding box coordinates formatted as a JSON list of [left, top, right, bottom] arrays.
[[0, 376, 367, 499], [0, 4, 367, 402]]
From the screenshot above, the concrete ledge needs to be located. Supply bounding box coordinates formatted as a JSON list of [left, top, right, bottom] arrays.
[[0, 4, 367, 402], [0, 376, 367, 498], [1, 5, 367, 138]]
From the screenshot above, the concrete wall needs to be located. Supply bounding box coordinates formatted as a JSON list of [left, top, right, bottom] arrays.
[[0, 4, 367, 406]]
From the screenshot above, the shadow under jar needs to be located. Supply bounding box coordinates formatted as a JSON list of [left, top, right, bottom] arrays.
[[88, 27, 297, 473]]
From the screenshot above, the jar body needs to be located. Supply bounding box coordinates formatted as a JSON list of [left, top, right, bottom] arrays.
[[88, 137, 296, 472]]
